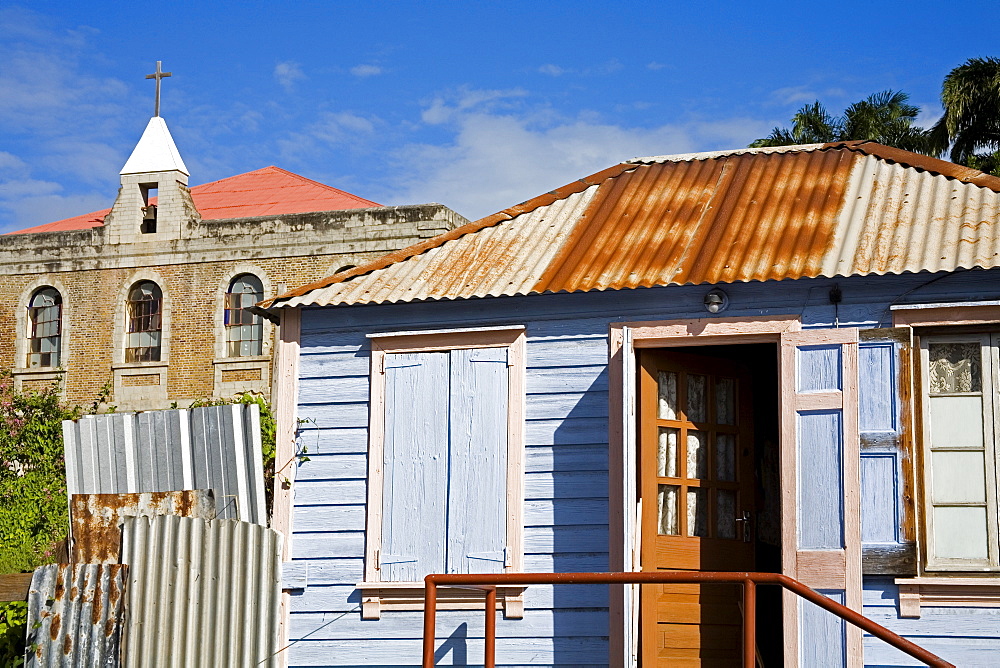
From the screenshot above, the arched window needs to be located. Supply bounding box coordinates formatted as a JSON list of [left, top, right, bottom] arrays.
[[225, 274, 264, 357], [27, 287, 62, 368], [125, 281, 162, 362]]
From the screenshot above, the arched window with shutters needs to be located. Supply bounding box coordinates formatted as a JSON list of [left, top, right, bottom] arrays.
[[125, 281, 162, 362], [27, 287, 62, 368], [225, 274, 264, 357]]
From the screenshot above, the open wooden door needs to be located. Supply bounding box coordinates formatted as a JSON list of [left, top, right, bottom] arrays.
[[780, 329, 861, 668], [639, 349, 756, 666]]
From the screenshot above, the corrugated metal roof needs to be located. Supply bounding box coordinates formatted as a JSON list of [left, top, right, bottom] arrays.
[[8, 166, 381, 235], [63, 405, 266, 525], [265, 141, 1000, 309], [25, 563, 127, 668], [70, 490, 216, 564], [120, 515, 282, 668]]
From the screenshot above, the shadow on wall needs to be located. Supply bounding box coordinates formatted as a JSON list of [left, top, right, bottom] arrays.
[[548, 365, 611, 665]]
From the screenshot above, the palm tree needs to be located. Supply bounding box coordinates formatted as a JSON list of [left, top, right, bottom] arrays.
[[750, 90, 931, 154], [929, 57, 1000, 175]]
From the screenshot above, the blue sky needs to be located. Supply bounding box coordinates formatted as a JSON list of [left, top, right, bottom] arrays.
[[1, 1, 996, 233]]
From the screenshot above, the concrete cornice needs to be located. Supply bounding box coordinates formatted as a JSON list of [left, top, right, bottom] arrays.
[[0, 204, 467, 275]]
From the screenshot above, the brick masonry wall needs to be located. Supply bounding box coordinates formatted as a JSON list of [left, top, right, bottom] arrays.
[[0, 203, 467, 409], [0, 254, 364, 406]]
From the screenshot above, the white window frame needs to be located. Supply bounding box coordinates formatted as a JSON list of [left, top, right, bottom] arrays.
[[919, 332, 1000, 572], [360, 325, 526, 619]]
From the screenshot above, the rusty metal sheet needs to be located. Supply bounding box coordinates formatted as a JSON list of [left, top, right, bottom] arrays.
[[25, 563, 127, 668], [120, 515, 283, 667], [70, 490, 216, 563], [63, 403, 266, 525], [265, 142, 1000, 309]]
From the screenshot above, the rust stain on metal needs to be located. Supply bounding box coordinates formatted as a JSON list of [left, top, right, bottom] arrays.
[[71, 489, 216, 563], [26, 563, 128, 667], [536, 149, 857, 293]]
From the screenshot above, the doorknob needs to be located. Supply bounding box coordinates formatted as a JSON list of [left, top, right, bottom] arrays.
[[735, 511, 752, 543]]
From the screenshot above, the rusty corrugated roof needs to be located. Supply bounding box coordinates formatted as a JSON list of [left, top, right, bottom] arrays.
[[264, 141, 1000, 310]]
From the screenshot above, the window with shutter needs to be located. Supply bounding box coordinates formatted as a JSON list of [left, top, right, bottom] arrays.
[[361, 327, 525, 618], [919, 333, 1000, 571]]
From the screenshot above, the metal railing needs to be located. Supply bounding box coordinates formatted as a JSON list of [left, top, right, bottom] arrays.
[[421, 571, 955, 668]]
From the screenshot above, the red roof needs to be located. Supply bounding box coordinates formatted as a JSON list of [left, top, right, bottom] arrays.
[[8, 166, 381, 235]]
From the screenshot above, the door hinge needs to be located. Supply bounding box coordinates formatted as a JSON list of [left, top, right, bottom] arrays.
[[374, 549, 380, 570]]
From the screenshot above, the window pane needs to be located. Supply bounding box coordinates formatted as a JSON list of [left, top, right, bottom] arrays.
[[717, 489, 736, 539], [687, 374, 707, 422], [931, 451, 987, 504], [929, 396, 984, 448], [716, 377, 735, 425], [687, 487, 707, 537], [928, 342, 981, 393], [658, 484, 679, 535], [933, 506, 989, 560], [686, 431, 707, 479], [657, 371, 677, 420], [657, 427, 678, 477], [716, 433, 736, 481]]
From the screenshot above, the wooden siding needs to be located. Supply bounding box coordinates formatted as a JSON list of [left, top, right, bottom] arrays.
[[286, 268, 1000, 667], [862, 578, 1000, 667]]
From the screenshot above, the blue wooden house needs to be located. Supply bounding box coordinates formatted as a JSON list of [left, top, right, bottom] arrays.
[[264, 141, 1000, 667]]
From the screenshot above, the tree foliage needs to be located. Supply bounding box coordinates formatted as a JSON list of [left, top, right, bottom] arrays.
[[750, 90, 932, 153], [0, 373, 80, 574], [929, 56, 1000, 175]]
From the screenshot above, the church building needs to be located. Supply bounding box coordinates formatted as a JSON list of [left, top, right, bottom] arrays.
[[0, 71, 466, 410]]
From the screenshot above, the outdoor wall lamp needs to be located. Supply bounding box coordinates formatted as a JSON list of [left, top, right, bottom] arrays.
[[704, 288, 729, 314]]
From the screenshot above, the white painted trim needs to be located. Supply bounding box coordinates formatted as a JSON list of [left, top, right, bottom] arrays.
[[363, 326, 527, 614], [891, 300, 1000, 311], [367, 325, 525, 339]]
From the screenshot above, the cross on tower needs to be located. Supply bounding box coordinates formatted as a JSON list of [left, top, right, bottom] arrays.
[[145, 61, 172, 117]]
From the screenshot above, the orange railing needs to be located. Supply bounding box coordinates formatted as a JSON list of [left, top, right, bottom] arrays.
[[421, 571, 954, 668]]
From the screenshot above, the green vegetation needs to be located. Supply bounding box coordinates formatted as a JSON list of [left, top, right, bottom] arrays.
[[0, 601, 27, 667], [750, 90, 931, 154], [0, 373, 80, 574], [750, 57, 1000, 176]]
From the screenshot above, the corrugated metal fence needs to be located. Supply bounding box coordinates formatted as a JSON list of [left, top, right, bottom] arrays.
[[25, 564, 128, 668], [120, 515, 283, 668], [62, 404, 266, 525]]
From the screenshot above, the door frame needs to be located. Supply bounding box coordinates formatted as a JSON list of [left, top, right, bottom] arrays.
[[609, 314, 814, 667]]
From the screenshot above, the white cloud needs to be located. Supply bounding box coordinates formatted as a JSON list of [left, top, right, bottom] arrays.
[[538, 64, 565, 76], [383, 96, 770, 220], [274, 61, 306, 91], [647, 62, 667, 71], [420, 87, 529, 125], [350, 64, 383, 77]]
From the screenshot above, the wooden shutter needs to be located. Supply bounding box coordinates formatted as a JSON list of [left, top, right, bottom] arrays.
[[858, 328, 915, 575], [446, 347, 509, 573], [380, 351, 450, 581], [780, 329, 861, 668]]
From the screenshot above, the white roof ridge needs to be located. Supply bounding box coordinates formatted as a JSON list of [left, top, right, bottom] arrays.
[[120, 116, 189, 176], [628, 143, 829, 165]]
